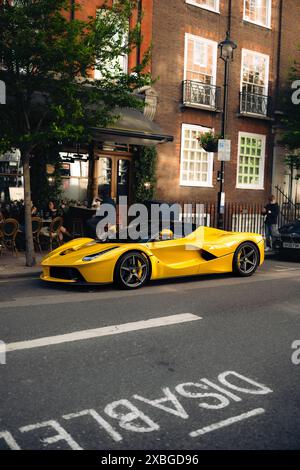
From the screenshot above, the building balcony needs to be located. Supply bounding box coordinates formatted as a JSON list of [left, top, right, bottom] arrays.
[[183, 80, 221, 111], [239, 91, 272, 119]]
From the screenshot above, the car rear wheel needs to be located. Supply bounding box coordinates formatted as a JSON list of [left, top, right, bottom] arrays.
[[233, 242, 259, 277], [115, 251, 150, 289]]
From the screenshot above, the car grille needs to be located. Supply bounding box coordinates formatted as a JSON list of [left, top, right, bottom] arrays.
[[49, 267, 86, 282]]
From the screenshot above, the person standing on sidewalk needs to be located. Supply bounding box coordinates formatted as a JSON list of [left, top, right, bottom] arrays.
[[263, 195, 279, 251]]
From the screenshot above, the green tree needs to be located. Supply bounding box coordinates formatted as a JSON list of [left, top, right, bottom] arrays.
[[30, 145, 63, 210], [0, 0, 151, 266], [279, 57, 300, 180]]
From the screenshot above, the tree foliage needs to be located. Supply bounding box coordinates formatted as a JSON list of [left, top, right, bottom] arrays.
[[279, 57, 300, 152], [0, 0, 151, 265], [0, 0, 151, 155]]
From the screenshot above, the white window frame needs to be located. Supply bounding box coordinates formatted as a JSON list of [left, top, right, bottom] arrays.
[[240, 49, 270, 96], [94, 8, 128, 80], [180, 124, 214, 188], [236, 132, 266, 190], [184, 34, 218, 85], [185, 0, 220, 13], [243, 0, 272, 29]]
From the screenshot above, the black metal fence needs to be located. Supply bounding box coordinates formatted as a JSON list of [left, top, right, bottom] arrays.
[[173, 201, 266, 235], [173, 189, 300, 235], [275, 186, 300, 226]]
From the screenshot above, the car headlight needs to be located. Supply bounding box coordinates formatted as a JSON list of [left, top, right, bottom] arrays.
[[82, 247, 118, 262]]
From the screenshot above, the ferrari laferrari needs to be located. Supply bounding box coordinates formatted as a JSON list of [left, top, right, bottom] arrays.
[[41, 223, 265, 289]]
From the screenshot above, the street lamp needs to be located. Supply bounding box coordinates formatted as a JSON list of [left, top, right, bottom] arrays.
[[217, 32, 237, 229]]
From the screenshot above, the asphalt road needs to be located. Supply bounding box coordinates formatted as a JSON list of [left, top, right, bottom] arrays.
[[0, 257, 300, 450]]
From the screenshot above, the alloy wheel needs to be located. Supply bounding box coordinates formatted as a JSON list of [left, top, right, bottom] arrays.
[[237, 244, 258, 275], [119, 253, 148, 288]]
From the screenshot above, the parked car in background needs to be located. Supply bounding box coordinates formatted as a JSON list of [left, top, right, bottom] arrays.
[[273, 220, 300, 258]]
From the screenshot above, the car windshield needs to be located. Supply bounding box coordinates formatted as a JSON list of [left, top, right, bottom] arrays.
[[95, 221, 197, 243], [279, 221, 300, 234]]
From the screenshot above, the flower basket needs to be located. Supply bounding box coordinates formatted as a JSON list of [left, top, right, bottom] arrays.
[[202, 140, 219, 152], [198, 132, 219, 153]]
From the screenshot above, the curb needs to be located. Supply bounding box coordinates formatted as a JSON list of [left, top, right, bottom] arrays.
[[0, 270, 41, 280]]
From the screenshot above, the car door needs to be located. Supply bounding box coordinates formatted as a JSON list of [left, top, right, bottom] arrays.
[[150, 237, 203, 278]]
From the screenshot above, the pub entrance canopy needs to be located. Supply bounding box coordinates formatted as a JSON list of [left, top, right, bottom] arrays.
[[90, 107, 173, 146]]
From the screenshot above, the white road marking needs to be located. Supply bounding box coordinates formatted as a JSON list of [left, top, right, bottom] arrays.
[[0, 431, 21, 450], [5, 313, 201, 353], [19, 420, 82, 450], [189, 407, 265, 438]]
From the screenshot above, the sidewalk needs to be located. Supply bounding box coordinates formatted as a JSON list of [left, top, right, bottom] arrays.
[[0, 252, 43, 279]]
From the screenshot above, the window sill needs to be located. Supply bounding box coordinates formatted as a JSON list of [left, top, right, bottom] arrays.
[[185, 1, 220, 14], [236, 185, 265, 191], [243, 19, 272, 30], [237, 112, 274, 122], [180, 182, 214, 188], [182, 102, 221, 113]]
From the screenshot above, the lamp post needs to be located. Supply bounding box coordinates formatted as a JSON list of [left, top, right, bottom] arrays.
[[217, 32, 237, 229]]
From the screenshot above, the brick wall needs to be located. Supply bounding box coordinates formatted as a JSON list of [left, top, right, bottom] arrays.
[[74, 0, 153, 73], [151, 0, 285, 204]]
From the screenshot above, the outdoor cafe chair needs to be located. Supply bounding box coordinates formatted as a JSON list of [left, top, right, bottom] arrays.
[[1, 218, 19, 256], [40, 216, 63, 251], [32, 216, 43, 253]]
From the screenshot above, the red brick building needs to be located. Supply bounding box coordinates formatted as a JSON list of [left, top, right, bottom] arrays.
[[76, 0, 300, 207], [150, 0, 295, 205]]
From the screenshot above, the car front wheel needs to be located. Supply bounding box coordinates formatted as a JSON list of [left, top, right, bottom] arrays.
[[233, 242, 260, 277], [115, 251, 150, 289]]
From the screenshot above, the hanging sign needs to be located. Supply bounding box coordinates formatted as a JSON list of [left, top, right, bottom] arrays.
[[218, 139, 231, 161]]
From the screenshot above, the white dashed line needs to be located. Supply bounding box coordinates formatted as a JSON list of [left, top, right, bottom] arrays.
[[5, 313, 202, 353]]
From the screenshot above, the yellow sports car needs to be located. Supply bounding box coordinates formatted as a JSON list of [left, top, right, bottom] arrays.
[[41, 223, 264, 289]]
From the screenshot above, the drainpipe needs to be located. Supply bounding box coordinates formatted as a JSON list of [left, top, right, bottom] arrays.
[[136, 0, 142, 68], [275, 0, 283, 109], [70, 0, 75, 21], [227, 0, 232, 33]]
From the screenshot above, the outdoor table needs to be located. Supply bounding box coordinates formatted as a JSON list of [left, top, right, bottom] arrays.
[[68, 206, 96, 221]]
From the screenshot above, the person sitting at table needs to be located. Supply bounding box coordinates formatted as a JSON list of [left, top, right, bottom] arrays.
[[86, 189, 116, 238], [41, 200, 72, 242]]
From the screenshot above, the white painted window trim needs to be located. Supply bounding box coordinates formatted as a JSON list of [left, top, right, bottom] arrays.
[[185, 0, 220, 13], [94, 8, 128, 80], [180, 124, 214, 188], [236, 131, 266, 190], [184, 33, 218, 86], [243, 0, 272, 29], [240, 48, 270, 96]]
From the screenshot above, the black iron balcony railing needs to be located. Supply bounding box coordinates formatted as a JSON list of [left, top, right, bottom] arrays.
[[240, 90, 272, 117], [183, 80, 221, 111]]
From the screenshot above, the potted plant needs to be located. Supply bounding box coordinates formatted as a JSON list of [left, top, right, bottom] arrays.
[[197, 131, 220, 153]]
